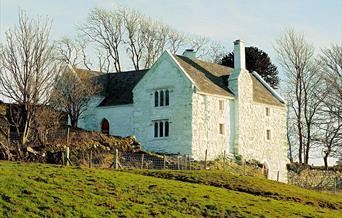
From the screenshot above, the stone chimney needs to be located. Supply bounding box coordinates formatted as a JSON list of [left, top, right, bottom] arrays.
[[233, 40, 245, 70], [182, 49, 196, 59], [228, 39, 247, 96]]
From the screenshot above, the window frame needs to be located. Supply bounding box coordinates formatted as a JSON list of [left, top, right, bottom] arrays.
[[153, 120, 170, 138], [153, 89, 170, 107]]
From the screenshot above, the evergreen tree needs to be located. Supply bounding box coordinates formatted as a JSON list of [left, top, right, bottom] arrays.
[[220, 47, 279, 89]]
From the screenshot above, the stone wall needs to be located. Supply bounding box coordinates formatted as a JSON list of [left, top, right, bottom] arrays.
[[231, 69, 288, 182], [0, 104, 9, 143], [191, 93, 233, 160], [288, 169, 342, 191], [133, 52, 193, 155]]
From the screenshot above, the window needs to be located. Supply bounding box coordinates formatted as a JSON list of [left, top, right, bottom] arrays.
[[154, 89, 170, 107], [165, 90, 169, 106], [159, 121, 164, 137], [265, 107, 270, 116], [165, 121, 169, 137], [266, 129, 271, 140], [219, 124, 225, 135], [160, 90, 164, 106], [154, 91, 159, 107], [154, 120, 170, 138], [154, 122, 158, 137], [219, 100, 224, 110]]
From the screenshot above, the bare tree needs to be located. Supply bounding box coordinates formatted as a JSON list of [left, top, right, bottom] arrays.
[[275, 28, 322, 164], [50, 66, 99, 129], [167, 29, 187, 54], [122, 8, 145, 70], [316, 44, 342, 168], [0, 11, 61, 145], [189, 36, 210, 58], [55, 37, 92, 70], [32, 106, 62, 146], [79, 8, 123, 72], [141, 21, 170, 69]]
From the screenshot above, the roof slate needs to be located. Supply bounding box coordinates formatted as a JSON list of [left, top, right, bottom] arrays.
[[93, 70, 148, 106], [173, 55, 234, 97]]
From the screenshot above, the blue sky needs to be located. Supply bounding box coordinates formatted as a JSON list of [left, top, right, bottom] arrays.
[[1, 0, 341, 63]]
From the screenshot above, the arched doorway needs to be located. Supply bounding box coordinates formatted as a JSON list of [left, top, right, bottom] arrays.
[[261, 161, 270, 179], [101, 119, 110, 135]]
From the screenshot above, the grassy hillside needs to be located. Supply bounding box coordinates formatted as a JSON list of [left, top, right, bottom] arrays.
[[132, 170, 342, 210], [0, 161, 341, 217]]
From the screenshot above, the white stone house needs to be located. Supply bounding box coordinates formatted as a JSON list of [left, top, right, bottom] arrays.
[[77, 40, 288, 182]]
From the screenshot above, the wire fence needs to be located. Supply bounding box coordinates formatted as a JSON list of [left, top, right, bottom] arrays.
[[4, 130, 342, 193]]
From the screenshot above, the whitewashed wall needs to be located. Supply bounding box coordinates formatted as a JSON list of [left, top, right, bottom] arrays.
[[78, 97, 134, 137], [232, 69, 288, 182], [191, 93, 233, 160], [133, 52, 193, 155]]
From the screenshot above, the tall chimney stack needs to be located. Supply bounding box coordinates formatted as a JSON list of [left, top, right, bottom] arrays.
[[233, 40, 245, 70]]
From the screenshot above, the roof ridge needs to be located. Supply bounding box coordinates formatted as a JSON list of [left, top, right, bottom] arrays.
[[174, 54, 233, 71]]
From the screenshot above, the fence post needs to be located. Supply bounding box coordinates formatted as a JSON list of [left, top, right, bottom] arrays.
[[141, 154, 144, 169], [163, 155, 166, 169], [177, 156, 180, 170], [67, 127, 70, 145], [334, 175, 337, 194], [188, 155, 191, 170], [184, 155, 187, 170], [277, 171, 279, 182], [66, 147, 70, 166], [7, 129, 10, 145], [223, 150, 226, 171], [89, 150, 92, 168], [243, 160, 246, 176], [204, 149, 208, 170], [114, 149, 119, 170]]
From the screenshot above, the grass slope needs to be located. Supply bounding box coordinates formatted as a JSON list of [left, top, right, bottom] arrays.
[[132, 170, 342, 210], [0, 161, 340, 217]]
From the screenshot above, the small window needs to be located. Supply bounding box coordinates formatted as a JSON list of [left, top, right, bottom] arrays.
[[160, 90, 164, 106], [265, 107, 270, 116], [165, 90, 169, 106], [165, 121, 169, 137], [266, 129, 271, 140], [154, 91, 159, 107], [159, 121, 164, 137], [154, 122, 158, 137], [219, 100, 224, 110], [153, 120, 170, 138], [154, 89, 170, 107], [219, 124, 225, 135]]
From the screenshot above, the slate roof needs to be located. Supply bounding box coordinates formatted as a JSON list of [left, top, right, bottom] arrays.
[[75, 53, 284, 107], [173, 55, 284, 106], [173, 55, 234, 97], [94, 70, 148, 106]]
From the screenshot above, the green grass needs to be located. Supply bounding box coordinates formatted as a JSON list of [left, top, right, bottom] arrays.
[[131, 170, 342, 210], [0, 161, 340, 217]]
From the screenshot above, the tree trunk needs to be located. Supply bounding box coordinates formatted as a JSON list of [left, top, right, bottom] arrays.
[[323, 154, 329, 170], [71, 118, 78, 129]]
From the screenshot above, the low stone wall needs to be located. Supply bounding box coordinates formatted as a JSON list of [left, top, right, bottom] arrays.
[[0, 104, 9, 143], [288, 168, 342, 192]]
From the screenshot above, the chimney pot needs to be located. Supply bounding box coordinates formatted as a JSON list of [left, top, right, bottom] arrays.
[[182, 49, 196, 59], [233, 39, 246, 70]]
